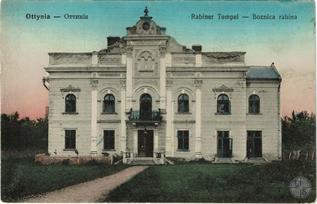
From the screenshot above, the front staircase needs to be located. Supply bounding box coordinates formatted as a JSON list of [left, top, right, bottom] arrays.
[[127, 157, 165, 165]]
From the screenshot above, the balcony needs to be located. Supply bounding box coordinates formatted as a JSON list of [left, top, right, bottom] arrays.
[[128, 109, 162, 126]]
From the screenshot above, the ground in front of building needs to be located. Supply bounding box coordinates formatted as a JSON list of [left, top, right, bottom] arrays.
[[105, 161, 316, 203]]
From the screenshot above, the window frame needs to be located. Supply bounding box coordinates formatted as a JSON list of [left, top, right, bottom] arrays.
[[103, 94, 116, 113], [103, 130, 115, 150], [177, 130, 190, 151], [64, 129, 76, 150], [65, 94, 77, 113], [177, 94, 190, 113], [247, 130, 262, 158], [217, 130, 232, 158], [248, 94, 260, 114], [217, 94, 231, 115]]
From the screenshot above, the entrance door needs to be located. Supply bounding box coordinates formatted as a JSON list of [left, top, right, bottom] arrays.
[[140, 94, 152, 120], [138, 130, 153, 157], [247, 131, 262, 158], [217, 131, 232, 158]]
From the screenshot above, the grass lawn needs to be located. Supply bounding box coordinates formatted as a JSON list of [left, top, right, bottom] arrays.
[[106, 160, 316, 203], [1, 156, 127, 202]]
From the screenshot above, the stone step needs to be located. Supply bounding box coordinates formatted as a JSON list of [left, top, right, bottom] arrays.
[[130, 159, 156, 165]]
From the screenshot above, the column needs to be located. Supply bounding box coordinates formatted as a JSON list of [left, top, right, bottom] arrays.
[[165, 80, 174, 156], [154, 129, 159, 156], [159, 47, 167, 110], [133, 130, 138, 155], [120, 79, 127, 153], [194, 79, 203, 158], [90, 79, 98, 155], [126, 47, 133, 111]]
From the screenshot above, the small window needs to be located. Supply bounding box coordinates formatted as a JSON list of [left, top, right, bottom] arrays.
[[104, 130, 115, 150], [103, 94, 115, 113], [177, 130, 189, 150], [249, 95, 260, 114], [217, 94, 230, 114], [65, 130, 76, 149], [65, 94, 76, 113], [178, 94, 189, 113]]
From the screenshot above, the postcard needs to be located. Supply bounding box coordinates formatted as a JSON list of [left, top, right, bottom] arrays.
[[1, 0, 315, 203]]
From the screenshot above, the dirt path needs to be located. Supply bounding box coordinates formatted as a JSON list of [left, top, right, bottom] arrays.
[[24, 166, 148, 203]]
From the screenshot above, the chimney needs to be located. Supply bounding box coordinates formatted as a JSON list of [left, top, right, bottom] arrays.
[[192, 44, 202, 52], [107, 36, 120, 46]]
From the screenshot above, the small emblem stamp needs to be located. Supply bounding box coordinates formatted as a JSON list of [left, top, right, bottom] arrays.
[[289, 176, 312, 199]]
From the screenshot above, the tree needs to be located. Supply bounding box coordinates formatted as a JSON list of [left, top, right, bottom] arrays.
[[282, 111, 315, 152], [1, 112, 48, 151]]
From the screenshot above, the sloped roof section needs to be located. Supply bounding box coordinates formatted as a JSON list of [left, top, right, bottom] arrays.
[[247, 66, 281, 81]]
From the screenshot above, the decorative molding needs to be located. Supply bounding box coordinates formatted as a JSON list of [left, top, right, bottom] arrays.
[[120, 79, 126, 88], [60, 85, 81, 92], [194, 79, 203, 88], [90, 79, 99, 88], [159, 46, 166, 56], [166, 79, 173, 87], [212, 84, 234, 92], [125, 46, 133, 55]]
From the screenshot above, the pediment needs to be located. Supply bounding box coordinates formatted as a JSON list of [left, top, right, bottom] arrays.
[[126, 8, 166, 36], [60, 85, 81, 92], [212, 84, 234, 92]]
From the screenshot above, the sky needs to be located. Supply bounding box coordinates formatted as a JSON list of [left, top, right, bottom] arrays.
[[0, 0, 315, 119]]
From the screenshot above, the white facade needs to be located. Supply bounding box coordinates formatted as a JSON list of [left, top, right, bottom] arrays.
[[44, 12, 282, 163]]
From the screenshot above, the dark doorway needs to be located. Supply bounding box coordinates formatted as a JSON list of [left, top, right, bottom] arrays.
[[217, 131, 232, 157], [140, 94, 152, 120], [138, 130, 153, 157], [247, 131, 262, 158]]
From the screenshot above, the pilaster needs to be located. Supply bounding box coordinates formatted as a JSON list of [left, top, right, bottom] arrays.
[[120, 79, 127, 153], [154, 128, 159, 154], [194, 79, 203, 158], [165, 79, 174, 156], [159, 47, 167, 110], [90, 78, 98, 155], [126, 46, 133, 111]]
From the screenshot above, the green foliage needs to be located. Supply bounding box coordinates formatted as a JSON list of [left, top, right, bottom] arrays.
[[1, 112, 48, 151], [282, 111, 315, 151], [106, 162, 316, 203], [1, 156, 127, 202]]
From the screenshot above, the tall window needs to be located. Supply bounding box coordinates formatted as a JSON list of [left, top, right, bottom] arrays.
[[217, 94, 230, 114], [217, 131, 232, 157], [104, 130, 115, 150], [65, 94, 76, 113], [178, 94, 189, 113], [249, 95, 260, 114], [65, 130, 76, 149], [140, 94, 152, 120], [103, 94, 115, 113], [177, 130, 189, 151], [247, 131, 262, 158]]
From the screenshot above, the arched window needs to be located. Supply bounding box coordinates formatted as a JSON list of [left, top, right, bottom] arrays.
[[65, 94, 76, 113], [249, 95, 260, 114], [103, 94, 115, 113], [178, 94, 189, 113], [217, 94, 230, 114], [140, 94, 152, 120]]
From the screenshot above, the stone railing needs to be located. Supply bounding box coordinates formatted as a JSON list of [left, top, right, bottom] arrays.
[[202, 52, 245, 65], [49, 53, 92, 65], [98, 54, 122, 65], [48, 52, 123, 65], [171, 53, 196, 66]]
